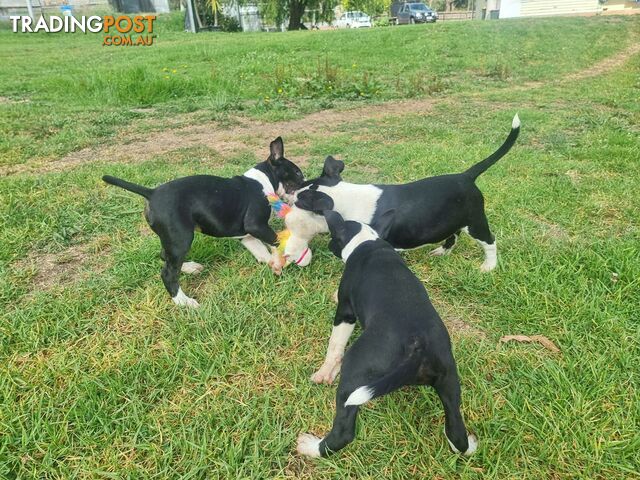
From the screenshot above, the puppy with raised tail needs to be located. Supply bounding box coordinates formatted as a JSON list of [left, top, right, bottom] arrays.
[[297, 210, 476, 458], [103, 137, 304, 308], [285, 115, 520, 272]]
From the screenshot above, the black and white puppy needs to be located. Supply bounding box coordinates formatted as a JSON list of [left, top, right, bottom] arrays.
[[103, 137, 304, 308], [284, 115, 520, 271], [297, 210, 477, 458]]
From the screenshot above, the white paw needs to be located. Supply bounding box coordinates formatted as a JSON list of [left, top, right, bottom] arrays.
[[172, 288, 200, 308], [445, 428, 478, 456], [269, 249, 285, 275], [464, 434, 478, 456], [480, 261, 496, 272], [181, 262, 204, 274], [310, 363, 340, 385], [296, 433, 322, 458], [429, 246, 450, 257]]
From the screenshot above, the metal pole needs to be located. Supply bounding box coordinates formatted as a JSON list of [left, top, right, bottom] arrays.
[[236, 1, 243, 31], [185, 0, 196, 32], [25, 0, 35, 20]]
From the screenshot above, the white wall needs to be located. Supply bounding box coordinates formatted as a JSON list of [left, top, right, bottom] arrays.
[[499, 0, 521, 18], [499, 0, 601, 18]]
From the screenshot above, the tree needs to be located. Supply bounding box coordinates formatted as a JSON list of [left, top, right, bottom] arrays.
[[206, 0, 223, 26], [432, 0, 468, 10], [261, 0, 338, 30], [340, 0, 390, 16]]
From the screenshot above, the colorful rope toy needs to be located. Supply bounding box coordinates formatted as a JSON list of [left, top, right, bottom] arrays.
[[276, 229, 291, 254], [267, 193, 292, 219], [266, 193, 293, 254]]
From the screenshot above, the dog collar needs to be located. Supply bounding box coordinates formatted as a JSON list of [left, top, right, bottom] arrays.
[[294, 247, 310, 265]]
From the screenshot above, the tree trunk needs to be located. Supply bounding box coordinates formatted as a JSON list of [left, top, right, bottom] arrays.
[[288, 0, 306, 30]]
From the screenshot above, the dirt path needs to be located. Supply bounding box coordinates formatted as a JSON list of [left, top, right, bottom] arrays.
[[564, 40, 640, 81], [1, 98, 440, 177], [2, 39, 638, 178]]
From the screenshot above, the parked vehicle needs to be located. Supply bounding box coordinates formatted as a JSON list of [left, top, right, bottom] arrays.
[[335, 11, 373, 28], [393, 2, 438, 24]]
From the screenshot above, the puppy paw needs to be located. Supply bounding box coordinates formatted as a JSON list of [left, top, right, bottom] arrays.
[[464, 434, 478, 456], [174, 297, 200, 308], [445, 428, 478, 456], [269, 250, 286, 275], [181, 262, 204, 275], [296, 433, 322, 458], [269, 259, 284, 275], [310, 369, 331, 385], [310, 364, 339, 384], [172, 289, 200, 308], [429, 246, 450, 257], [480, 262, 496, 273]]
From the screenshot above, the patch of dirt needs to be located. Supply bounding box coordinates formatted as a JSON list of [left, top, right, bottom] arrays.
[[12, 236, 111, 292], [527, 214, 570, 241], [0, 96, 29, 105], [130, 107, 157, 114], [565, 169, 581, 185], [444, 315, 488, 341]]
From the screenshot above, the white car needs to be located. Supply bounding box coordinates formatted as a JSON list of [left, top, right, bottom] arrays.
[[336, 11, 372, 28]]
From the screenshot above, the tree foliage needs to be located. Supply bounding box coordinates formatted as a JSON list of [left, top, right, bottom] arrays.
[[431, 0, 469, 11], [340, 0, 391, 16], [260, 0, 338, 29]]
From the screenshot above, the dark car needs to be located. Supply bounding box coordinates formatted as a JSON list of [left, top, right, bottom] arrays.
[[396, 3, 438, 24]]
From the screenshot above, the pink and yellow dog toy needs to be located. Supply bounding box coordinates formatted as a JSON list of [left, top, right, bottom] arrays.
[[267, 194, 311, 266]]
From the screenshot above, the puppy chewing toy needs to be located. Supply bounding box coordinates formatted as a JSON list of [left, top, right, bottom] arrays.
[[267, 194, 310, 266]]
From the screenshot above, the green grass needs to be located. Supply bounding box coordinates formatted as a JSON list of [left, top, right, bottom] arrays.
[[1, 13, 640, 479]]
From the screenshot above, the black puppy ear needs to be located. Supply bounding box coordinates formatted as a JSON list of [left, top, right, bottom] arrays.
[[323, 210, 346, 241], [269, 137, 284, 164], [373, 209, 395, 239], [322, 156, 345, 179], [295, 190, 334, 213]]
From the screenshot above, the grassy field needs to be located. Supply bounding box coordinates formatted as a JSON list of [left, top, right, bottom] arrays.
[[1, 13, 640, 479]]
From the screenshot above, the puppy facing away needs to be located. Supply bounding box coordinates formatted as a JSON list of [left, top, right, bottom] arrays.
[[297, 211, 477, 458], [103, 137, 304, 308], [284, 115, 520, 271]]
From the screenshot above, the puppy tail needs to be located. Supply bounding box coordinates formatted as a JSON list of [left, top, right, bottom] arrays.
[[463, 113, 520, 181], [344, 358, 418, 407], [102, 175, 154, 199]]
